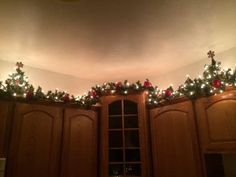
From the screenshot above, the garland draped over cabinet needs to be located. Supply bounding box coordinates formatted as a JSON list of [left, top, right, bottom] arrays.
[[0, 51, 236, 107]]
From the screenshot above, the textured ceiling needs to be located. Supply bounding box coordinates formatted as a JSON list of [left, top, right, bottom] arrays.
[[0, 0, 236, 82]]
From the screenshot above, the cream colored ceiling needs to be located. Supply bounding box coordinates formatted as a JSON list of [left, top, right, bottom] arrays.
[[0, 0, 236, 82]]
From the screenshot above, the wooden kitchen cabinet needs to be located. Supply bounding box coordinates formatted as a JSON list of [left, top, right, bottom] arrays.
[[150, 100, 203, 177], [195, 90, 236, 152], [99, 93, 151, 177], [61, 108, 98, 177], [4, 101, 98, 177], [6, 103, 63, 177], [0, 101, 13, 158]]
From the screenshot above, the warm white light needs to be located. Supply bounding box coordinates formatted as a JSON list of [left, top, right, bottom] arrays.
[[13, 93, 17, 96], [23, 93, 26, 97], [201, 84, 205, 88], [124, 90, 128, 94], [111, 90, 116, 94], [186, 74, 190, 78]]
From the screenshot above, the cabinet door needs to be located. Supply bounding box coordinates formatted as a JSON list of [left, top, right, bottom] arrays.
[[99, 93, 151, 177], [6, 103, 63, 177], [150, 101, 203, 177], [61, 108, 97, 177], [195, 90, 236, 152], [0, 101, 13, 158]]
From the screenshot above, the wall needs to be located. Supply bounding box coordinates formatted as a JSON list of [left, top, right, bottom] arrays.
[[0, 59, 98, 95], [150, 47, 236, 89], [1, 48, 236, 94]]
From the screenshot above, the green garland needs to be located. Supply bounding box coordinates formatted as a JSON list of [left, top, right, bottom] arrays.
[[0, 51, 236, 108]]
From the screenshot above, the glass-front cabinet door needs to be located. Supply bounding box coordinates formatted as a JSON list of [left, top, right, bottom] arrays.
[[99, 93, 151, 177], [109, 100, 141, 176]]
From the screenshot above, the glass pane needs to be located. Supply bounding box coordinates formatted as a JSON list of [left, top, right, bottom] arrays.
[[124, 116, 139, 128], [109, 131, 123, 147], [125, 130, 140, 147], [109, 164, 124, 176], [125, 164, 141, 176], [109, 149, 123, 162], [109, 116, 122, 129], [109, 101, 122, 115], [124, 100, 138, 114], [125, 149, 140, 162]]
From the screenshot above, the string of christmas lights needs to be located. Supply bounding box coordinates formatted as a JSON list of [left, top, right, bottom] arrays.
[[0, 51, 236, 108]]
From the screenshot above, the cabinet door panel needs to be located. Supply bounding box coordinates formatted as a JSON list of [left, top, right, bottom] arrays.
[[0, 101, 13, 158], [150, 101, 202, 177], [196, 90, 236, 151], [7, 103, 63, 177], [99, 93, 151, 177], [61, 108, 97, 177]]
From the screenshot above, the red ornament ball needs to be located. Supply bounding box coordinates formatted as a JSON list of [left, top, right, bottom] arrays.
[[212, 79, 221, 88], [143, 80, 152, 88], [90, 90, 97, 98], [116, 82, 122, 88], [26, 92, 33, 99], [165, 90, 173, 97], [63, 94, 70, 102]]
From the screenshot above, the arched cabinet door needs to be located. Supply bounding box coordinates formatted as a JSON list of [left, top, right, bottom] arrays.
[[150, 101, 203, 177], [61, 108, 97, 177], [6, 103, 63, 177], [195, 90, 236, 152]]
